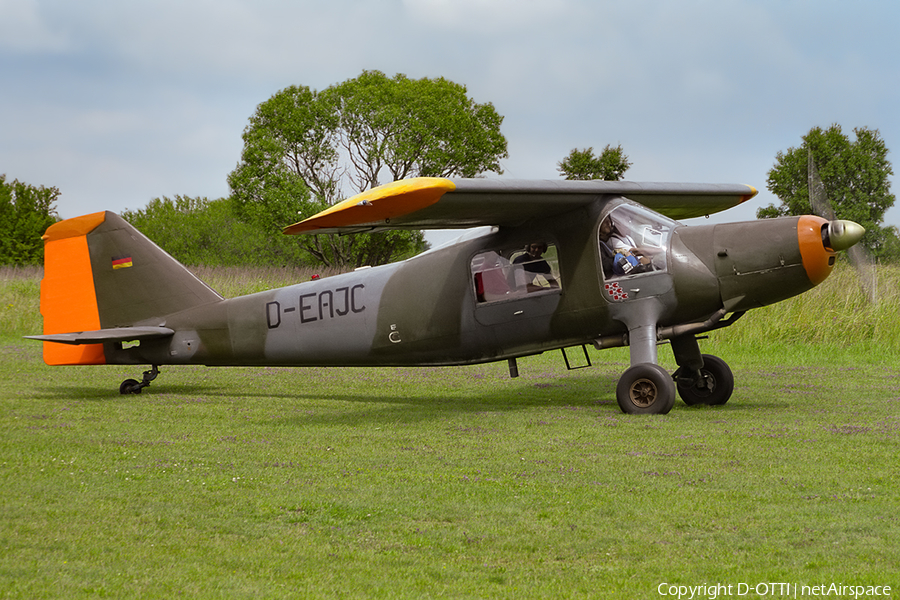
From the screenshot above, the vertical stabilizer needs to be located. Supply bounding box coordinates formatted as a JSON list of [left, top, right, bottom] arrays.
[[39, 211, 223, 365]]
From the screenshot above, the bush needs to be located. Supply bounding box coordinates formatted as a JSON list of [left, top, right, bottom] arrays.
[[121, 196, 316, 267], [0, 175, 59, 266]]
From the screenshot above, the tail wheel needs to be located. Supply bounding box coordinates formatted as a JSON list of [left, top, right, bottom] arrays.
[[616, 363, 676, 415], [118, 366, 159, 395], [119, 379, 142, 395], [676, 354, 734, 406]]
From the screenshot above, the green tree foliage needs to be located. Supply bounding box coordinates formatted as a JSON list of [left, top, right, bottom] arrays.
[[759, 125, 897, 259], [557, 145, 631, 181], [121, 196, 301, 267], [0, 175, 59, 266], [228, 71, 509, 268]]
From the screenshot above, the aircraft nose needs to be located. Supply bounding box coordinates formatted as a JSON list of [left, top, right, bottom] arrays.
[[823, 219, 865, 251], [798, 216, 865, 286]]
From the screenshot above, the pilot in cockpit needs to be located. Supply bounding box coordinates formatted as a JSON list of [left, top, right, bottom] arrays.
[[599, 215, 654, 276]]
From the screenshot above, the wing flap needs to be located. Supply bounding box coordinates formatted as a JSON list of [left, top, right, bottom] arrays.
[[25, 326, 175, 346], [283, 178, 758, 235]]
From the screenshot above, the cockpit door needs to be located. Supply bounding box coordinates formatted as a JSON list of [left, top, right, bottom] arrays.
[[597, 203, 676, 303]]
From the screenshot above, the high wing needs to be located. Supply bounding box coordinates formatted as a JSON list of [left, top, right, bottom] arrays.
[[283, 177, 758, 235]]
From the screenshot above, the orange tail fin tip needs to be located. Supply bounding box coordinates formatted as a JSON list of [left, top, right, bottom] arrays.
[[41, 212, 108, 365]]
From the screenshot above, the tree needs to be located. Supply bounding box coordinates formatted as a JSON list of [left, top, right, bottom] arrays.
[[228, 71, 509, 268], [121, 196, 301, 267], [758, 125, 896, 258], [0, 175, 59, 266], [557, 145, 631, 181]]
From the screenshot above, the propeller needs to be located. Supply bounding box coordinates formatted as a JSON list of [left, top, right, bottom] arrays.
[[808, 151, 876, 302]]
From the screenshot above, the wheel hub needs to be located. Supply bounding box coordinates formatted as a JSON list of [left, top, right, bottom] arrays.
[[694, 371, 717, 397], [628, 378, 658, 407]]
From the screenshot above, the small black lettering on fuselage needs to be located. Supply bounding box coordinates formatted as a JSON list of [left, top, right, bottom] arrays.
[[267, 284, 365, 329]]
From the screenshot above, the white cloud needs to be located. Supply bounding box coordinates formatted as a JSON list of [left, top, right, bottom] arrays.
[[0, 0, 897, 224]]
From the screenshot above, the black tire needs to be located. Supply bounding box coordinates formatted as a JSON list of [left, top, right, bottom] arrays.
[[616, 363, 676, 415], [676, 354, 734, 406], [120, 379, 142, 395]]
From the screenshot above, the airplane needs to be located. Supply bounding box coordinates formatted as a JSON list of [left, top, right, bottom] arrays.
[[26, 177, 865, 414]]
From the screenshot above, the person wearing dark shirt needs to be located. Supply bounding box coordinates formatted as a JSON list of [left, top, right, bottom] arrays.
[[513, 242, 559, 289]]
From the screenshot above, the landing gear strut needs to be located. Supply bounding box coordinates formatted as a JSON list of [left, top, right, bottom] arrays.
[[612, 299, 677, 415], [119, 365, 160, 395]]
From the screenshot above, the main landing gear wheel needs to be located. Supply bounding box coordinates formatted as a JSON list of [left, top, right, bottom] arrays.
[[675, 354, 734, 406], [616, 363, 676, 415]]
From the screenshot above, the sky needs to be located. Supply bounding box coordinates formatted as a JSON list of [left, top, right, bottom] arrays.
[[2, 0, 899, 243]]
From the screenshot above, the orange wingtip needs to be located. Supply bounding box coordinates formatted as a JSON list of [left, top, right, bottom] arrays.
[[283, 178, 456, 235]]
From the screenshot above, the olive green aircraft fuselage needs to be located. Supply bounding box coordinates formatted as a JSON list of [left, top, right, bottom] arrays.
[[30, 179, 863, 414]]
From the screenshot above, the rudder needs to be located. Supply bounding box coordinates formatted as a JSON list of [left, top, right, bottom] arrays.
[[41, 213, 107, 365], [40, 211, 222, 365]]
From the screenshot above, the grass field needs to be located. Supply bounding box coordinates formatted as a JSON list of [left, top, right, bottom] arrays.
[[1, 265, 898, 598]]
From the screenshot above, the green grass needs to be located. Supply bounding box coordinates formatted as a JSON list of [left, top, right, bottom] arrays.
[[2, 265, 899, 598]]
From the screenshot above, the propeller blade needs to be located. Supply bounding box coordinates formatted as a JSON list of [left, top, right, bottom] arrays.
[[807, 150, 877, 302], [847, 241, 877, 304], [808, 151, 835, 220]]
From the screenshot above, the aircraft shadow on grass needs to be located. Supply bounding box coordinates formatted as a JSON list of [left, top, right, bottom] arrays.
[[32, 369, 787, 429]]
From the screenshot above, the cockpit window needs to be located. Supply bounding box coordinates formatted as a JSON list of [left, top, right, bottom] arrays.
[[598, 204, 674, 280], [472, 242, 561, 303]]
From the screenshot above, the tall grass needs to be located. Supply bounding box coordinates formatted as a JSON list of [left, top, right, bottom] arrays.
[[713, 263, 900, 352], [0, 265, 347, 339], [0, 266, 41, 338], [190, 265, 346, 298], [4, 262, 899, 350]]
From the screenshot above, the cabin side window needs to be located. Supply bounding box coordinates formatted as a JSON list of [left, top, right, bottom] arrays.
[[471, 242, 562, 303]]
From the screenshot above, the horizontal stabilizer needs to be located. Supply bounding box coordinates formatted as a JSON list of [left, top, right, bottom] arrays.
[[25, 326, 175, 346]]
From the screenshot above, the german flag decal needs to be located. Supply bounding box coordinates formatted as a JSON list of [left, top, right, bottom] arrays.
[[112, 255, 133, 270]]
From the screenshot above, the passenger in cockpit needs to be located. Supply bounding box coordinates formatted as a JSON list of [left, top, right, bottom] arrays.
[[513, 241, 559, 290]]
